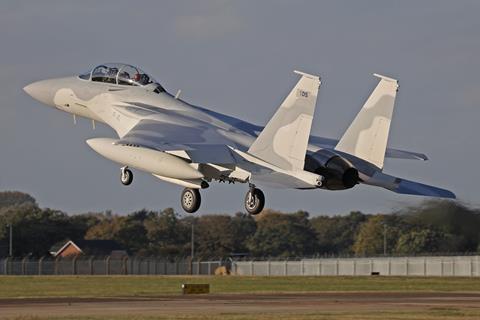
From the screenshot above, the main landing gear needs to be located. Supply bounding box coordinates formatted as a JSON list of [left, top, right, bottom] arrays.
[[244, 184, 265, 215], [179, 184, 265, 215], [181, 188, 201, 213], [119, 167, 264, 215], [120, 166, 133, 186]]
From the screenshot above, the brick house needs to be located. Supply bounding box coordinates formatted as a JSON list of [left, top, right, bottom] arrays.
[[49, 239, 127, 258]]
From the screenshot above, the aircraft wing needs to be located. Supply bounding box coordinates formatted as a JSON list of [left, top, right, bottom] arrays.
[[115, 117, 242, 164], [114, 70, 325, 191]]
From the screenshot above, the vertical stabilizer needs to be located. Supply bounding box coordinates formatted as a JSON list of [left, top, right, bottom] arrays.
[[335, 74, 398, 169], [248, 71, 321, 171]]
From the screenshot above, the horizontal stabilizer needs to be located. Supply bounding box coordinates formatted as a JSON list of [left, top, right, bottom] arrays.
[[308, 136, 429, 161], [363, 172, 456, 199], [393, 178, 456, 198], [385, 148, 428, 161]]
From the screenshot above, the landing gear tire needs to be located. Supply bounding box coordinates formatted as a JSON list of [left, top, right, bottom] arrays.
[[244, 188, 265, 215], [181, 188, 201, 213], [120, 167, 133, 186]]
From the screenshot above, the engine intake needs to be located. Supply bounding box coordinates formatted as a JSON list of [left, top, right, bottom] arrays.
[[304, 149, 359, 190]]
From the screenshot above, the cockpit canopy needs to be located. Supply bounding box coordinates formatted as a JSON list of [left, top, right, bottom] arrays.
[[79, 63, 165, 92]]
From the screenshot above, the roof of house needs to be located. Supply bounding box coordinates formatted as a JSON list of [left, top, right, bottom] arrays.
[[50, 239, 125, 257]]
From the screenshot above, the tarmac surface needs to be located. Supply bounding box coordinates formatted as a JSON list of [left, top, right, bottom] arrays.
[[1, 292, 480, 318]]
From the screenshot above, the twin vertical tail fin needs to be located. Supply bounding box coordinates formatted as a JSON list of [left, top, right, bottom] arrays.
[[335, 74, 455, 198], [335, 74, 399, 169], [248, 71, 321, 171]]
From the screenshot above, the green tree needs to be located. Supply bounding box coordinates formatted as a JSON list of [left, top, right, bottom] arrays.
[[194, 215, 236, 258], [0, 203, 87, 256], [0, 191, 36, 208], [69, 212, 104, 236], [352, 213, 416, 256], [395, 228, 455, 254], [144, 208, 189, 256], [114, 209, 154, 255], [400, 200, 480, 252], [247, 210, 318, 257], [84, 215, 124, 240], [311, 211, 366, 255], [352, 215, 386, 256], [230, 212, 256, 253]]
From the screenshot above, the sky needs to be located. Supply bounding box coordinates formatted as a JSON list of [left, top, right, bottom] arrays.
[[0, 0, 479, 216]]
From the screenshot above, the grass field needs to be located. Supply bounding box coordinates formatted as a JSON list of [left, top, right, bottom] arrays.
[[2, 276, 480, 320], [1, 275, 480, 298]]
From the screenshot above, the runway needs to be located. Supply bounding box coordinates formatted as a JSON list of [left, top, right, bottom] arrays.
[[1, 292, 480, 318]]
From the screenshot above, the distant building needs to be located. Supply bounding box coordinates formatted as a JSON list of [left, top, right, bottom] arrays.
[[49, 239, 127, 258]]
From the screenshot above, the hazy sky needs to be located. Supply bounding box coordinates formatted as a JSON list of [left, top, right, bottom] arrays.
[[1, 1, 479, 216]]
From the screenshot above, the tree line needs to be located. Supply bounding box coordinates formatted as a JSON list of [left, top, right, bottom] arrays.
[[1, 191, 480, 258]]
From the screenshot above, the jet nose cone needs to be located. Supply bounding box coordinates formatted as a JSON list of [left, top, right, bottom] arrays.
[[23, 80, 57, 107]]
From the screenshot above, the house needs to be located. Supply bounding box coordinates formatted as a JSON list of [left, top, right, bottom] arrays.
[[49, 239, 127, 258]]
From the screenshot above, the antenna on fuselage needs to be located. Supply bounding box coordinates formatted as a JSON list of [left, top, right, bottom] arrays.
[[92, 119, 96, 130], [175, 89, 182, 100], [73, 114, 77, 125]]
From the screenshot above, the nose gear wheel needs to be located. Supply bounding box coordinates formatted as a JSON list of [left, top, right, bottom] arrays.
[[120, 167, 133, 186]]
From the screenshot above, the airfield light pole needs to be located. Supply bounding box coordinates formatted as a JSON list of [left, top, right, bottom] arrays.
[[6, 224, 13, 257], [383, 223, 387, 256], [191, 219, 195, 261]]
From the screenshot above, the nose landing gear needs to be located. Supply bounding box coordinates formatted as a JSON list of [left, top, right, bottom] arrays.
[[120, 166, 133, 186], [244, 185, 265, 215]]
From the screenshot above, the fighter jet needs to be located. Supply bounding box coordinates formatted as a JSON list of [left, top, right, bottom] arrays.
[[23, 63, 455, 214]]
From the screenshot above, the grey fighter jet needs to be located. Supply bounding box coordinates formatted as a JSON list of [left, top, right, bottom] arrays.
[[23, 63, 455, 214]]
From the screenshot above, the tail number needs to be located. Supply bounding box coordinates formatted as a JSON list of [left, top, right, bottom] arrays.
[[297, 89, 310, 98]]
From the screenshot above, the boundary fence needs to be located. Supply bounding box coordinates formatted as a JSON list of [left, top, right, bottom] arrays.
[[233, 256, 480, 277], [2, 256, 480, 276], [0, 257, 222, 275]]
